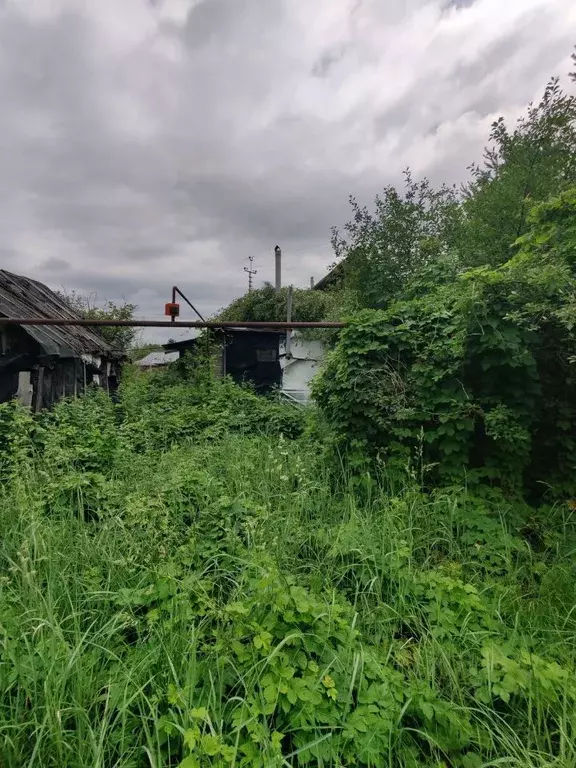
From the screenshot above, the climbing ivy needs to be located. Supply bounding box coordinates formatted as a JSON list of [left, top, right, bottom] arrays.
[[314, 189, 576, 497]]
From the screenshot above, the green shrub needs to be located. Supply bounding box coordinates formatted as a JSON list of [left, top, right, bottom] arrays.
[[0, 345, 575, 767], [118, 366, 306, 451], [313, 189, 576, 497]]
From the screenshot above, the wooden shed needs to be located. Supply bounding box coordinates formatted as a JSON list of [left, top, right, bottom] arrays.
[[165, 328, 325, 401], [0, 270, 123, 410], [165, 328, 283, 393]]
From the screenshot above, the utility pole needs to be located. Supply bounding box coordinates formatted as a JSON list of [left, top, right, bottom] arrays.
[[274, 245, 281, 292], [285, 284, 293, 359], [243, 255, 257, 292]]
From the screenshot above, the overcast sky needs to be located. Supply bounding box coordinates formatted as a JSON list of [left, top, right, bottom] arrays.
[[0, 0, 575, 342]]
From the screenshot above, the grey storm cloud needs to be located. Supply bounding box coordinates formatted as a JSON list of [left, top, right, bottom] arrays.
[[0, 0, 574, 342]]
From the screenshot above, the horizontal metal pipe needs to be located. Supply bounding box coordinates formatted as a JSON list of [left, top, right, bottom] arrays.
[[0, 318, 346, 329]]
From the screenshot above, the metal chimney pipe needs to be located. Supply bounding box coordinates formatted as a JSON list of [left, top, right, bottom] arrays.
[[274, 244, 281, 291]]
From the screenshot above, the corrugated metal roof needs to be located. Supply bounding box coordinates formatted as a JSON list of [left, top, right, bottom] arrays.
[[136, 351, 179, 367], [0, 270, 115, 358]]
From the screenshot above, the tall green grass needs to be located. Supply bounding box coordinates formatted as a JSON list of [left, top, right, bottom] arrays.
[[0, 377, 575, 767]]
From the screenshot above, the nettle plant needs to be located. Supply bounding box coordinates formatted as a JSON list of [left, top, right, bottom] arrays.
[[163, 563, 484, 767], [314, 190, 576, 496], [154, 559, 576, 768], [0, 401, 36, 484]]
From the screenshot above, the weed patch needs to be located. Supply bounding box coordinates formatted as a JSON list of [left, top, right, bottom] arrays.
[[0, 373, 575, 766]]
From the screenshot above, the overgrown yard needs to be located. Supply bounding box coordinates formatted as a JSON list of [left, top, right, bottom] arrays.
[[1, 367, 575, 767], [2, 40, 576, 768]]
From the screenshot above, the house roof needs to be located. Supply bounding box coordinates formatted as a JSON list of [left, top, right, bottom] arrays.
[[136, 351, 179, 367], [0, 270, 116, 359], [313, 259, 345, 291], [164, 328, 285, 351]]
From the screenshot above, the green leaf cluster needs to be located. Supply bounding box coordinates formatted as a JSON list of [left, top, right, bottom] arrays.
[[1, 370, 575, 767], [314, 188, 576, 496]]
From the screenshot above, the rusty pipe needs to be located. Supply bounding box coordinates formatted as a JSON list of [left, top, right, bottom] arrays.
[[0, 318, 346, 329]]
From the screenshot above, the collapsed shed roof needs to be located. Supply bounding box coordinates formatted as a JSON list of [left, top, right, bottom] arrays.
[[0, 270, 116, 359], [136, 351, 179, 367]]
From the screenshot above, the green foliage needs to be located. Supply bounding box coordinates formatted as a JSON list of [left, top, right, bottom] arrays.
[[0, 400, 36, 483], [463, 78, 576, 267], [217, 281, 348, 345], [331, 170, 463, 309], [118, 362, 306, 451], [56, 288, 139, 352], [314, 188, 576, 496], [2, 48, 576, 768], [330, 71, 576, 312], [218, 282, 336, 324], [0, 370, 575, 767]]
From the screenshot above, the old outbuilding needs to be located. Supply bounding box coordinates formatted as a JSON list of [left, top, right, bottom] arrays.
[[165, 328, 324, 402], [0, 270, 123, 410]]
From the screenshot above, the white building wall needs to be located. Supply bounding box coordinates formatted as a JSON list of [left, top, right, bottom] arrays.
[[279, 336, 325, 404]]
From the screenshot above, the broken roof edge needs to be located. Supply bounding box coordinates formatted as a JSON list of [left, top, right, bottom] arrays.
[[0, 269, 117, 359], [163, 327, 287, 350], [136, 351, 179, 367]]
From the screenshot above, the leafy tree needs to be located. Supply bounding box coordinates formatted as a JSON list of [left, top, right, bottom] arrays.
[[330, 56, 576, 306], [217, 282, 350, 345], [462, 78, 576, 267], [56, 290, 138, 353], [314, 188, 576, 497], [217, 282, 337, 324], [330, 171, 463, 309]]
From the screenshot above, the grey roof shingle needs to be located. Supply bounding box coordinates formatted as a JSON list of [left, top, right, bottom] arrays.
[[0, 270, 115, 358]]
